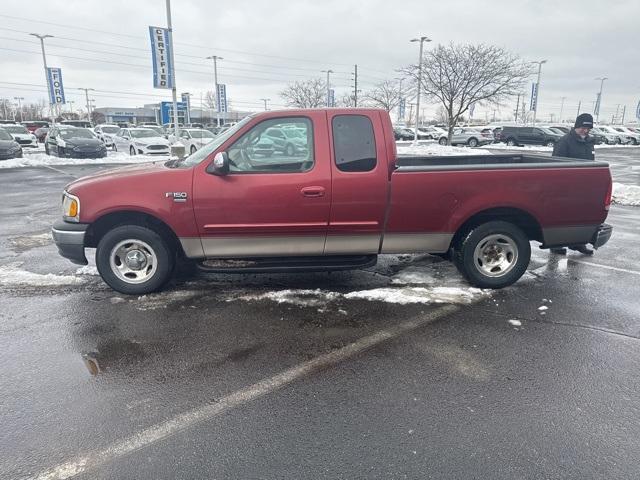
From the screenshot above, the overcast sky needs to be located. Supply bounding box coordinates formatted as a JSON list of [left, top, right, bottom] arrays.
[[1, 0, 638, 123]]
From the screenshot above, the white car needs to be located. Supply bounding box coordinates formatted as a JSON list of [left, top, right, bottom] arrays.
[[113, 128, 170, 155], [590, 127, 619, 145], [93, 124, 121, 148], [2, 124, 38, 148], [612, 126, 640, 145], [597, 125, 631, 144], [169, 128, 216, 154]]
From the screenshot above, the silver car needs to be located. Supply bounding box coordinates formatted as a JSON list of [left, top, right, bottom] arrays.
[[439, 127, 494, 147]]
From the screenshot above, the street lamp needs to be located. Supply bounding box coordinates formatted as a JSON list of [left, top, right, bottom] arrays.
[[29, 33, 54, 123], [13, 97, 24, 122], [594, 77, 608, 123], [531, 60, 547, 126], [410, 36, 431, 143], [77, 88, 95, 122], [321, 70, 334, 107], [260, 98, 271, 111], [206, 55, 224, 126]]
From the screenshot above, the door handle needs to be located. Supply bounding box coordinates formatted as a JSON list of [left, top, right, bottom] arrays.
[[301, 186, 325, 197]]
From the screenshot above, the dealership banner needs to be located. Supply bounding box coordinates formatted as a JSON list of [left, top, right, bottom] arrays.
[[398, 98, 406, 118], [216, 84, 228, 113], [46, 67, 65, 104], [636, 100, 640, 121], [529, 82, 538, 111], [149, 26, 174, 89], [594, 92, 601, 116]]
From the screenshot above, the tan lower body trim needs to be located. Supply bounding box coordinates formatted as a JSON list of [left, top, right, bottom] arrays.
[[324, 234, 381, 254], [381, 233, 453, 254]]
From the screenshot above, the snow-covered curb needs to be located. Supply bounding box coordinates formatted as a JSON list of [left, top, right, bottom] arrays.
[[397, 143, 492, 156], [612, 182, 640, 206], [0, 151, 167, 168]]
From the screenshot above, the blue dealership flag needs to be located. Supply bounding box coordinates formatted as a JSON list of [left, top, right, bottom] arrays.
[[47, 67, 65, 104], [149, 26, 174, 89]]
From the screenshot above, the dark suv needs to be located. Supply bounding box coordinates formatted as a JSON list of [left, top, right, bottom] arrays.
[[497, 126, 563, 147]]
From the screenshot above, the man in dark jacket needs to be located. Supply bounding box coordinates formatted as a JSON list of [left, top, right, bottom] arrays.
[[550, 113, 596, 255]]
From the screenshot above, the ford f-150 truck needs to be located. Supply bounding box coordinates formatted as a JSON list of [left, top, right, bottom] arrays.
[[52, 109, 613, 294]]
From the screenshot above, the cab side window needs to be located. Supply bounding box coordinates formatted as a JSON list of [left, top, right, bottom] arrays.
[[332, 115, 377, 172]]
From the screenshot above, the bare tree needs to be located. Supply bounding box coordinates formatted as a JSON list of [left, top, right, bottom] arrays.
[[203, 90, 216, 110], [91, 111, 105, 125], [403, 43, 533, 143], [280, 78, 326, 108], [363, 80, 403, 112]]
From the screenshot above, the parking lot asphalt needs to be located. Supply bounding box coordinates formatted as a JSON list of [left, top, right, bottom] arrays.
[[1, 148, 639, 480]]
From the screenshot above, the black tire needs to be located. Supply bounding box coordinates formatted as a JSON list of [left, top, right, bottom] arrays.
[[45, 144, 50, 155], [506, 138, 518, 147], [129, 146, 136, 156], [439, 137, 448, 146], [453, 220, 530, 289], [190, 145, 197, 154], [467, 137, 479, 147], [113, 143, 118, 152], [95, 225, 175, 295], [631, 138, 638, 146]]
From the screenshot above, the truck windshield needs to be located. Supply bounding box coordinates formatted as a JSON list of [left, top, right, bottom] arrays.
[[180, 115, 254, 167]]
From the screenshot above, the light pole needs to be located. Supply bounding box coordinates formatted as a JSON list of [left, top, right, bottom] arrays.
[[559, 96, 566, 123], [165, 0, 179, 136], [78, 88, 95, 122], [68, 100, 74, 115], [410, 36, 431, 143], [206, 55, 224, 126], [13, 97, 24, 122], [595, 77, 608, 123], [322, 69, 334, 107], [260, 98, 270, 111], [29, 33, 54, 124], [531, 60, 547, 126]]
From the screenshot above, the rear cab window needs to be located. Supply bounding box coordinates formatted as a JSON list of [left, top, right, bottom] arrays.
[[332, 115, 377, 172]]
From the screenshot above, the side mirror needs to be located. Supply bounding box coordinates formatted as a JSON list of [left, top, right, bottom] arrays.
[[207, 151, 230, 176]]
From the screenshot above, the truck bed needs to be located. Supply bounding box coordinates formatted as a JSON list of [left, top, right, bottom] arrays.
[[396, 153, 609, 171]]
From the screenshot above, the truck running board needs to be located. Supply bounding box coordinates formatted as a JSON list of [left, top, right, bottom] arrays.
[[197, 255, 377, 274]]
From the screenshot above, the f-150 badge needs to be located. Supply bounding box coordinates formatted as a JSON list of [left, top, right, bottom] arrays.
[[165, 192, 188, 202]]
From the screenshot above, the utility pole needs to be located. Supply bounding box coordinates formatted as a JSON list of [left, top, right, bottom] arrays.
[[514, 93, 521, 123], [559, 96, 566, 123], [353, 64, 358, 107], [77, 88, 95, 122], [614, 104, 620, 124], [29, 33, 54, 124], [594, 77, 607, 123], [576, 100, 581, 118], [260, 98, 270, 111], [396, 77, 404, 123], [531, 60, 547, 126], [321, 69, 334, 107], [206, 55, 224, 126], [13, 97, 24, 122], [165, 0, 179, 136], [621, 105, 626, 124], [410, 36, 431, 143], [68, 100, 74, 115]]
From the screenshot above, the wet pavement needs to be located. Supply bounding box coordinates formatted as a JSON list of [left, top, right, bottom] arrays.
[[1, 148, 639, 479]]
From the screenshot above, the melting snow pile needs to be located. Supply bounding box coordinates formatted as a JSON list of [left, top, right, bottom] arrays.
[[612, 182, 640, 206], [0, 263, 85, 287], [0, 150, 167, 168], [233, 289, 341, 307], [397, 143, 493, 156]]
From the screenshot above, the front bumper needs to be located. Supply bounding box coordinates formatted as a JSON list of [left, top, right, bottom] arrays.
[[52, 220, 89, 265], [590, 223, 612, 249]]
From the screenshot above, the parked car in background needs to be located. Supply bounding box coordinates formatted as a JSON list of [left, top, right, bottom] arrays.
[[93, 124, 121, 149], [415, 126, 443, 140], [598, 126, 630, 144], [439, 127, 494, 147], [61, 120, 93, 128], [205, 126, 224, 136], [263, 126, 309, 156], [143, 125, 166, 137], [113, 127, 170, 155], [169, 128, 217, 154], [591, 127, 618, 145], [612, 126, 640, 145], [587, 129, 605, 145], [139, 122, 160, 127], [0, 127, 23, 160], [2, 124, 38, 148], [34, 126, 49, 143], [393, 127, 415, 141], [21, 120, 49, 133], [496, 126, 562, 147], [45, 126, 107, 158]]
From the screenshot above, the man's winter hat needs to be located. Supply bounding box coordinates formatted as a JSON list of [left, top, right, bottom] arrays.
[[575, 113, 594, 128]]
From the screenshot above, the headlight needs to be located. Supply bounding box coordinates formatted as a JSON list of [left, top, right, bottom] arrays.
[[62, 191, 80, 222]]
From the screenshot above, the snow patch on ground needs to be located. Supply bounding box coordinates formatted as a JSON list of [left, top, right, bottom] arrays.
[[397, 143, 493, 156], [0, 263, 86, 287], [344, 286, 488, 305], [134, 290, 201, 310], [508, 319, 522, 327], [232, 289, 341, 307], [612, 182, 640, 206], [8, 232, 52, 251], [0, 150, 167, 168], [75, 265, 99, 276]]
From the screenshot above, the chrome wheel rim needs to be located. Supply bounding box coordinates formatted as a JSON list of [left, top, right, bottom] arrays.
[[109, 239, 157, 284], [473, 234, 518, 277]]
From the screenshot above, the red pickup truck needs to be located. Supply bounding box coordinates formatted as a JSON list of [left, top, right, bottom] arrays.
[[52, 109, 612, 294]]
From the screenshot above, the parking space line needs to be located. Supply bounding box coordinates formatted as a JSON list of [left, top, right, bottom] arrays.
[[29, 304, 459, 480], [569, 259, 640, 276], [41, 165, 78, 178]]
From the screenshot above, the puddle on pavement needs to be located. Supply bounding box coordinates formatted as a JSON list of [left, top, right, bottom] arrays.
[[8, 232, 52, 252], [80, 338, 145, 376]]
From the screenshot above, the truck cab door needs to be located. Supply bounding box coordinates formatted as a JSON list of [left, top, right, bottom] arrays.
[[325, 112, 390, 254], [192, 113, 331, 257]]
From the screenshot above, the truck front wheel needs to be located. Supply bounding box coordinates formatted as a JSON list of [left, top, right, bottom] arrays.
[[453, 221, 530, 289], [96, 225, 175, 295]]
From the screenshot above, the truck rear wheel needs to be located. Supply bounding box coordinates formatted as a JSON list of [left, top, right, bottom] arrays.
[[96, 225, 175, 295], [453, 221, 530, 289]]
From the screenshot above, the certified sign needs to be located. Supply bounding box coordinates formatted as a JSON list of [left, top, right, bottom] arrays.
[[149, 26, 174, 89]]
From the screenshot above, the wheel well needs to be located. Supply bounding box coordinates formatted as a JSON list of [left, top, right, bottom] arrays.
[[450, 207, 543, 249], [85, 211, 183, 255]]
